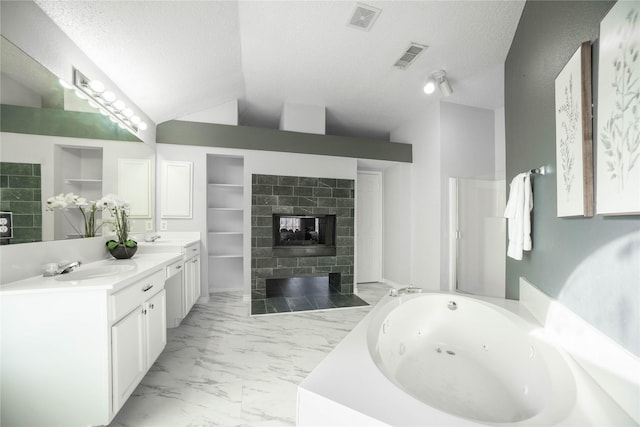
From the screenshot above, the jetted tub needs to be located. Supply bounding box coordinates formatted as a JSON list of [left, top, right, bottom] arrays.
[[368, 293, 575, 425], [298, 290, 637, 426]]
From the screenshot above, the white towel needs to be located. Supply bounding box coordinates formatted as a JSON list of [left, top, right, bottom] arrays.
[[504, 172, 533, 260]]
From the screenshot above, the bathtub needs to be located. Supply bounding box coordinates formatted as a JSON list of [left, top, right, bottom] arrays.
[[298, 289, 637, 426]]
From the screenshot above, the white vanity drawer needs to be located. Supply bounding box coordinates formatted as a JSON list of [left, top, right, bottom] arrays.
[[166, 259, 184, 278], [184, 242, 200, 258], [111, 270, 165, 322]]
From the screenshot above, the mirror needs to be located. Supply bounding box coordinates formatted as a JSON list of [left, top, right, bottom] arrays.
[[0, 36, 155, 245]]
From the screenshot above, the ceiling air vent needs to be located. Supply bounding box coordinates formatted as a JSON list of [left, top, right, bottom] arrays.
[[347, 3, 381, 31], [394, 43, 428, 70]]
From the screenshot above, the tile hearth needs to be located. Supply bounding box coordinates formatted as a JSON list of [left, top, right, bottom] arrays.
[[251, 275, 368, 315], [108, 282, 389, 427]]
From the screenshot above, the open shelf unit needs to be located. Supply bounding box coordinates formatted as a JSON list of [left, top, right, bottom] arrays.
[[206, 155, 244, 291]]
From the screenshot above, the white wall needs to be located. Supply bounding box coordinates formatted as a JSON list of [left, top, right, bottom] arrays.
[[494, 106, 506, 179], [390, 102, 441, 290], [177, 100, 239, 126], [439, 102, 495, 289], [381, 162, 412, 286], [156, 143, 357, 298]]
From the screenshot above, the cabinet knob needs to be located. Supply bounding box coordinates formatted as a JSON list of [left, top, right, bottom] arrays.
[[150, 303, 155, 309], [142, 308, 147, 315], [176, 265, 182, 270]]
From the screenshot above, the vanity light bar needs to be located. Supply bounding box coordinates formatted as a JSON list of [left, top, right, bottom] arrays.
[[71, 69, 147, 135]]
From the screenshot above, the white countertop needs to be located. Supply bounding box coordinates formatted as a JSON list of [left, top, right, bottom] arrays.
[[0, 252, 183, 295]]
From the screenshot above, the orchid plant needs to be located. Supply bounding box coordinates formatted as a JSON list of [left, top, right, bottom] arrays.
[[47, 192, 103, 238], [97, 193, 137, 250]]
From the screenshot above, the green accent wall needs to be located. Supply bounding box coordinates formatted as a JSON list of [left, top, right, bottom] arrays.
[[157, 120, 412, 163], [505, 0, 639, 356], [0, 162, 41, 244], [1, 104, 141, 142]]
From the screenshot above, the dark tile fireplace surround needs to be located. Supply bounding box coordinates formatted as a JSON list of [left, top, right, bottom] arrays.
[[251, 174, 356, 313]]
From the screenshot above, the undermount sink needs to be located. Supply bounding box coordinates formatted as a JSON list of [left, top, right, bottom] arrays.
[[55, 265, 135, 281]]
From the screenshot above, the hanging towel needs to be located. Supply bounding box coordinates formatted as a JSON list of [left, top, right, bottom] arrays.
[[504, 172, 533, 260]]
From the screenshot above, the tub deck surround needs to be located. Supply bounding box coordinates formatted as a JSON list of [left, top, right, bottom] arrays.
[[298, 291, 637, 426], [519, 278, 640, 425]]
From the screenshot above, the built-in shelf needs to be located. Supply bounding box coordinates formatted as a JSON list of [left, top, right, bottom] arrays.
[[208, 183, 243, 188], [64, 178, 103, 184], [208, 231, 243, 235], [207, 154, 245, 292], [209, 254, 243, 259]]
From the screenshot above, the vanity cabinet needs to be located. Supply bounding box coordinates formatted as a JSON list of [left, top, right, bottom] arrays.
[[163, 241, 200, 328], [111, 269, 166, 412], [1, 265, 169, 427]]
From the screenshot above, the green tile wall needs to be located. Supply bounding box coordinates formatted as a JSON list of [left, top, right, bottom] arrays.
[[251, 174, 355, 298], [0, 162, 42, 244]]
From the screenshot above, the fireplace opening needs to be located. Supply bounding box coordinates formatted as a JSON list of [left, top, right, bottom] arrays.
[[272, 214, 336, 257]]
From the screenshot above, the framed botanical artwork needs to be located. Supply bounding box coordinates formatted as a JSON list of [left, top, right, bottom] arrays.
[[596, 1, 640, 215], [555, 41, 593, 217]]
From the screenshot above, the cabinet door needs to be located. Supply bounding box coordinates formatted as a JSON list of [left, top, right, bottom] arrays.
[[145, 290, 167, 367], [183, 262, 193, 316], [190, 256, 201, 305], [161, 161, 193, 218], [112, 307, 145, 412]]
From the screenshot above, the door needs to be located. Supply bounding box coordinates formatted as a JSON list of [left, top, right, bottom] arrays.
[[357, 171, 382, 283], [112, 307, 145, 411], [145, 290, 167, 367], [451, 178, 506, 298]]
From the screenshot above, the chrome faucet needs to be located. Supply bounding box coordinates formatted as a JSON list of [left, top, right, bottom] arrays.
[[389, 286, 423, 297], [145, 234, 161, 242], [44, 261, 82, 276]]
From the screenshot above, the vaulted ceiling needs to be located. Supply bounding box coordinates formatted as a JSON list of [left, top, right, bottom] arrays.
[[34, 1, 525, 140]]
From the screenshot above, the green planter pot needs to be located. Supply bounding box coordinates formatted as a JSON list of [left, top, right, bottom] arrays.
[[107, 243, 138, 259]]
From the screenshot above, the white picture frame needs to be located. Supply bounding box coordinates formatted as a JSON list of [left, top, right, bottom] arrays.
[[555, 41, 593, 217], [596, 1, 640, 215]]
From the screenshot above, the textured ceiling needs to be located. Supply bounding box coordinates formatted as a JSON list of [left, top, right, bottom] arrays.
[[34, 1, 525, 141]]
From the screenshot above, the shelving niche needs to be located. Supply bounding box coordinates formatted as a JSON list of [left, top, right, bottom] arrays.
[[207, 155, 244, 291], [54, 146, 103, 240]]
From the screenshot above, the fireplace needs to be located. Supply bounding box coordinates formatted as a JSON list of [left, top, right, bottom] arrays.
[[272, 214, 336, 257]]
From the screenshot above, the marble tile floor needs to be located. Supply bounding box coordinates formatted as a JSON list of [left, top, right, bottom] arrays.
[[108, 282, 390, 427]]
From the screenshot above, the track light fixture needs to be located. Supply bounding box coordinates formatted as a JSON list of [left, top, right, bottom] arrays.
[[66, 68, 147, 135], [423, 70, 453, 97]]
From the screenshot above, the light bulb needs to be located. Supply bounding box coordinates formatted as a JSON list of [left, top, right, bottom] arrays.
[[122, 108, 133, 117], [138, 122, 148, 131], [103, 91, 116, 102], [88, 80, 105, 93], [423, 81, 436, 95], [74, 90, 88, 100], [99, 108, 109, 116], [113, 100, 126, 111], [130, 115, 141, 124]]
